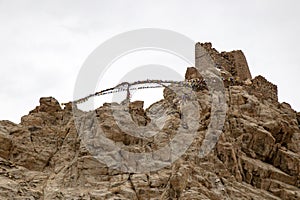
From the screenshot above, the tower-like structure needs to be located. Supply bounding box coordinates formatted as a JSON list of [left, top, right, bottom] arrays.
[[194, 42, 278, 102], [195, 42, 252, 81]]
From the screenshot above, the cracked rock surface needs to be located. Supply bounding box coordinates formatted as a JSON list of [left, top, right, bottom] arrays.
[[1, 46, 300, 199]]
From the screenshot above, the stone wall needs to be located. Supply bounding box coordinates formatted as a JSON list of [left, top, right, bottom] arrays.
[[223, 50, 252, 81], [245, 75, 278, 102], [195, 42, 252, 81], [194, 43, 278, 102]]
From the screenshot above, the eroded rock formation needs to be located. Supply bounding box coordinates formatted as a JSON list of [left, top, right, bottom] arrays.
[[0, 43, 299, 199]]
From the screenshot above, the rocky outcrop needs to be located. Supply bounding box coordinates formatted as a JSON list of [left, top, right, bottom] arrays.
[[0, 44, 299, 199], [185, 67, 203, 81], [245, 75, 278, 103], [296, 112, 300, 127]]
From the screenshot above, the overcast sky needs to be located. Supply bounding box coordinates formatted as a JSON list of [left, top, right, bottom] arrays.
[[0, 0, 299, 123]]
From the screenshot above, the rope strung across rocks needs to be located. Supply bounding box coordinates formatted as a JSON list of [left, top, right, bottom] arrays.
[[70, 79, 193, 105], [66, 75, 239, 106]]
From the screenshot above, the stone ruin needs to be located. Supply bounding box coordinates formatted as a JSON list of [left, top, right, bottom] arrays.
[[192, 42, 278, 102], [195, 42, 252, 81], [69, 42, 279, 107]]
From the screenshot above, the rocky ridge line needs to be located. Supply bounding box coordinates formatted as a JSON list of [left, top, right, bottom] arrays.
[[0, 43, 299, 199]]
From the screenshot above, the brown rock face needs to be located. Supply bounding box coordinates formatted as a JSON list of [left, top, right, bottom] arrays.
[[128, 101, 150, 126], [185, 67, 203, 80], [0, 44, 299, 199], [245, 75, 278, 102]]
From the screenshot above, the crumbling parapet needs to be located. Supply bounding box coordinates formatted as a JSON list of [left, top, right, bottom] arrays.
[[195, 42, 252, 81], [245, 75, 278, 102]]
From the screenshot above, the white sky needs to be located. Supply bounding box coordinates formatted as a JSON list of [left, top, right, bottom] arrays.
[[0, 0, 299, 123]]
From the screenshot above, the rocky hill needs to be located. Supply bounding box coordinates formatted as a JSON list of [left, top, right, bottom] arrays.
[[0, 43, 300, 199]]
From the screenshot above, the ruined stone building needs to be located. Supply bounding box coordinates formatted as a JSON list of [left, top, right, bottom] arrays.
[[193, 42, 278, 103]]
